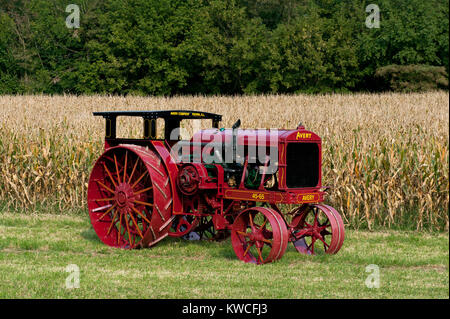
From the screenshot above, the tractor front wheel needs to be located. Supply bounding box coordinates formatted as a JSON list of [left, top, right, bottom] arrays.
[[231, 207, 288, 264], [289, 204, 345, 255]]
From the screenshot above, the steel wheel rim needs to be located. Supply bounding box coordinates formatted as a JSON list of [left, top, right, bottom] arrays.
[[231, 207, 288, 265], [88, 148, 154, 248], [290, 204, 344, 255]]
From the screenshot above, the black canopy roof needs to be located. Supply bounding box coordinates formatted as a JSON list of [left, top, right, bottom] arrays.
[[93, 110, 222, 121]]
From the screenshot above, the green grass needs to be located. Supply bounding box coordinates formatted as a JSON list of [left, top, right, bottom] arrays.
[[0, 211, 448, 298]]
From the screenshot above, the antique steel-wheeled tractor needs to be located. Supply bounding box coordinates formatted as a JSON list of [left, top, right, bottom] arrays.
[[87, 110, 345, 264]]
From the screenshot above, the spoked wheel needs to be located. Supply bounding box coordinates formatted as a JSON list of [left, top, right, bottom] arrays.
[[231, 207, 288, 265], [169, 196, 200, 238], [87, 145, 172, 249], [289, 204, 345, 255]]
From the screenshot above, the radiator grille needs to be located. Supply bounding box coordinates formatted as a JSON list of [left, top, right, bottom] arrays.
[[285, 143, 319, 188]]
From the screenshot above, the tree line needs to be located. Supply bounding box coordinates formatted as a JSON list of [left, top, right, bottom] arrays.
[[0, 0, 448, 95]]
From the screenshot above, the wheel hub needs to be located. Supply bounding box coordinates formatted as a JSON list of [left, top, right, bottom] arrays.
[[312, 229, 321, 239], [115, 183, 134, 208], [249, 228, 266, 243]]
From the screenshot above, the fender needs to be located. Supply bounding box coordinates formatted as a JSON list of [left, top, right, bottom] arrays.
[[151, 141, 183, 215]]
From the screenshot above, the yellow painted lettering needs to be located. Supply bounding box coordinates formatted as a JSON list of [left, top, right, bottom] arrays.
[[296, 132, 312, 140]]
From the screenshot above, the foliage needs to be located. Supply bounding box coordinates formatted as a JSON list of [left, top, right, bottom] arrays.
[[375, 64, 449, 92], [0, 0, 448, 94], [0, 11, 22, 93]]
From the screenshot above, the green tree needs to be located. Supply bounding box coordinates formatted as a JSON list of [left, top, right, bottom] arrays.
[[0, 11, 22, 93], [357, 0, 449, 89], [188, 0, 270, 94]]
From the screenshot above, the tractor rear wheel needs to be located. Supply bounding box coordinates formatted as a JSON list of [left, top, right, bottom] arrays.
[[231, 207, 288, 264], [289, 204, 345, 255], [87, 145, 173, 249]]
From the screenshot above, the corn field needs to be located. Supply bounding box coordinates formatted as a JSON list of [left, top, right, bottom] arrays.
[[0, 92, 448, 231]]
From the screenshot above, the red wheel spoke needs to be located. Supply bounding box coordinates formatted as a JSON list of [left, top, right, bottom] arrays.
[[318, 236, 329, 249], [114, 154, 121, 184], [260, 238, 272, 245], [107, 207, 119, 235], [131, 170, 148, 189], [117, 212, 123, 245], [256, 246, 263, 263], [243, 242, 252, 257], [128, 210, 143, 239], [127, 159, 139, 184], [131, 205, 151, 224], [98, 203, 116, 221], [249, 213, 254, 230], [92, 197, 115, 202], [318, 223, 331, 231], [125, 214, 133, 245], [295, 228, 309, 239], [96, 180, 115, 194], [123, 151, 128, 183], [133, 186, 153, 196], [237, 231, 250, 237], [103, 163, 118, 188], [313, 210, 319, 227], [134, 199, 153, 207], [259, 218, 268, 230], [319, 219, 331, 227], [309, 237, 317, 254]]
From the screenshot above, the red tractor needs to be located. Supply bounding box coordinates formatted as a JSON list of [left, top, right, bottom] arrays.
[[87, 110, 345, 264]]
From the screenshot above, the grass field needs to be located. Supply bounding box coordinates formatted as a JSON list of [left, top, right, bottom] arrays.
[[0, 211, 447, 299]]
